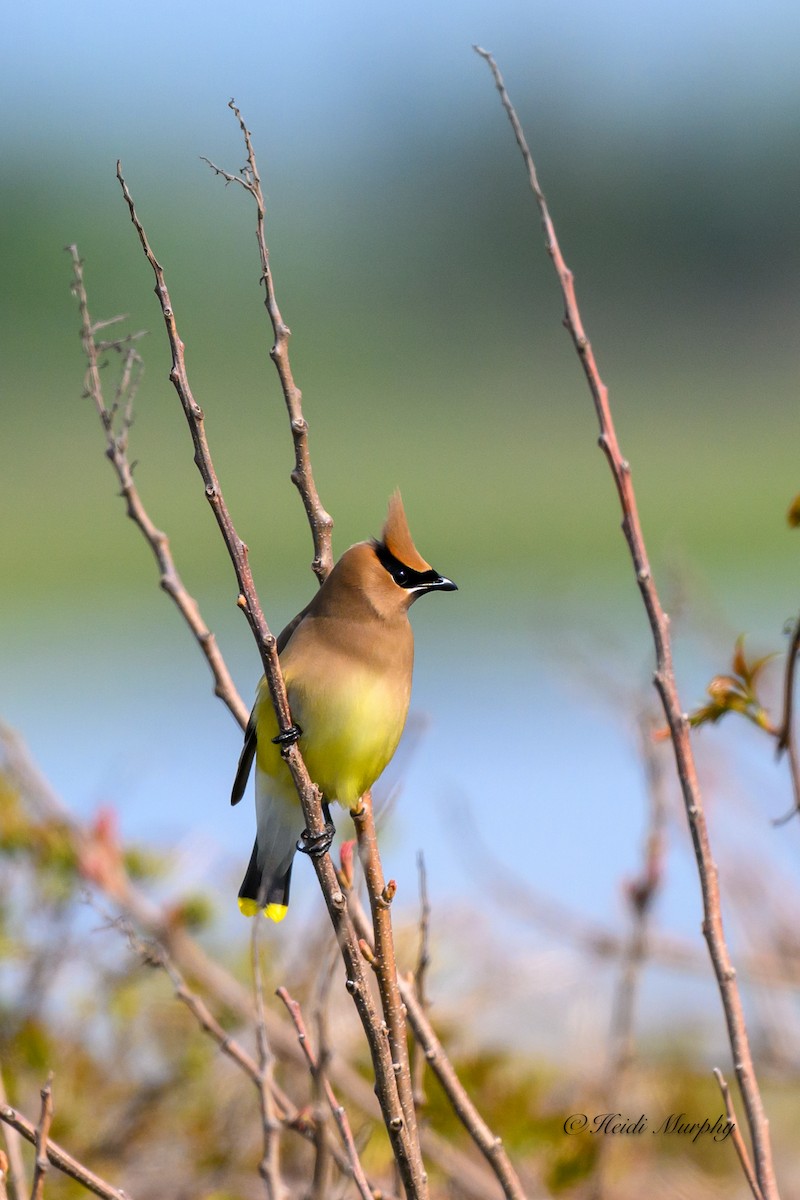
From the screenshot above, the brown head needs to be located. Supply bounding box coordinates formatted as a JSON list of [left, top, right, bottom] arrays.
[[314, 491, 457, 624]]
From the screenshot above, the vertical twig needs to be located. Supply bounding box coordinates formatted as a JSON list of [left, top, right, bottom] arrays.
[[346, 891, 528, 1200], [591, 712, 668, 1200], [202, 102, 334, 585], [0, 1064, 27, 1200], [773, 614, 800, 824], [604, 713, 667, 1088], [30, 1075, 53, 1200], [308, 939, 339, 1200], [714, 1068, 765, 1200], [251, 917, 287, 1200], [411, 852, 431, 1113], [276, 989, 375, 1200], [352, 797, 423, 1167], [475, 45, 779, 1200]]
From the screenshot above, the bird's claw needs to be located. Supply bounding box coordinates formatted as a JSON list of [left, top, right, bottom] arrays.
[[297, 801, 335, 858], [296, 822, 336, 858], [272, 723, 302, 747]]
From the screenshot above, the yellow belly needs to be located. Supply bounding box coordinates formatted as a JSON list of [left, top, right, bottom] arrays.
[[254, 669, 409, 809]]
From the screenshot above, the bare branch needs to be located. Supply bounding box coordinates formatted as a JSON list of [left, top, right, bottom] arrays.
[[772, 614, 800, 824], [475, 45, 779, 1200], [204, 100, 334, 585], [714, 1068, 765, 1200], [604, 713, 668, 1089], [202, 109, 432, 1195], [251, 917, 288, 1200], [29, 1076, 54, 1200], [276, 988, 375, 1200], [0, 1105, 128, 1200], [346, 892, 528, 1200], [411, 852, 432, 1112], [114, 166, 425, 1196], [0, 1063, 27, 1200], [67, 245, 249, 730], [352, 795, 423, 1169]]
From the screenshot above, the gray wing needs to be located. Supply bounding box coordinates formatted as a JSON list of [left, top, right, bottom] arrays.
[[231, 712, 257, 806], [231, 600, 312, 807]]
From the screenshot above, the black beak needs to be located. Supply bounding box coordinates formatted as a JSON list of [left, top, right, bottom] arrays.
[[421, 573, 458, 594]]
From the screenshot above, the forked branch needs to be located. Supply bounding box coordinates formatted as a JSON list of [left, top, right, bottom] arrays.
[[114, 166, 427, 1198]]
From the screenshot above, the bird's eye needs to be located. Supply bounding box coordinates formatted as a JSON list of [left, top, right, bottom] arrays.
[[394, 567, 408, 585]]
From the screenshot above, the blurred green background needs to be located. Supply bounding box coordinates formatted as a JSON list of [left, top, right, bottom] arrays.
[[2, 0, 800, 1045]]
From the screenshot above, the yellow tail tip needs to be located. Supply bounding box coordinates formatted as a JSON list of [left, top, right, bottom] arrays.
[[237, 897, 288, 922]]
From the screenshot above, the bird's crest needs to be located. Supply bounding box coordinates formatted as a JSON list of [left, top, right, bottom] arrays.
[[381, 491, 432, 572]]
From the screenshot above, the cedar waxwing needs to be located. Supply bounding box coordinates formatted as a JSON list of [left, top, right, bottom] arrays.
[[231, 492, 457, 921]]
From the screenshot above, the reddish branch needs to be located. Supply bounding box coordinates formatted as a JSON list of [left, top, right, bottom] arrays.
[[114, 167, 426, 1198], [475, 46, 779, 1200]]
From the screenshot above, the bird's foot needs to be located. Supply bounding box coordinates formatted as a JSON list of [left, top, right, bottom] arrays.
[[272, 723, 302, 747], [296, 802, 335, 858]]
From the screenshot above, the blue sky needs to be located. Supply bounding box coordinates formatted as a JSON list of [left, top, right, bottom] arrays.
[[4, 0, 800, 170]]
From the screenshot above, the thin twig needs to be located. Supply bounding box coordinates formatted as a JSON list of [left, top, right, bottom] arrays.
[[251, 917, 287, 1200], [0, 1062, 27, 1200], [714, 1068, 765, 1200], [590, 713, 668, 1200], [604, 713, 668, 1089], [67, 245, 249, 730], [475, 45, 779, 1200], [115, 166, 424, 1197], [276, 988, 375, 1200], [411, 853, 431, 1112], [202, 100, 334, 586], [0, 1105, 128, 1200], [308, 938, 339, 1200], [772, 614, 800, 823], [346, 892, 528, 1200], [776, 615, 800, 756], [30, 1076, 54, 1200], [352, 796, 423, 1167]]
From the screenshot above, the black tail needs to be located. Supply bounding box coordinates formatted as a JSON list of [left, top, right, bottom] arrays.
[[238, 838, 293, 909]]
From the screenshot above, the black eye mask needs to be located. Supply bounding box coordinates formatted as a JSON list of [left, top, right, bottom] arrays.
[[372, 541, 456, 593]]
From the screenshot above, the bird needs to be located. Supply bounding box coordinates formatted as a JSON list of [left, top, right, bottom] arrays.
[[231, 491, 457, 921]]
